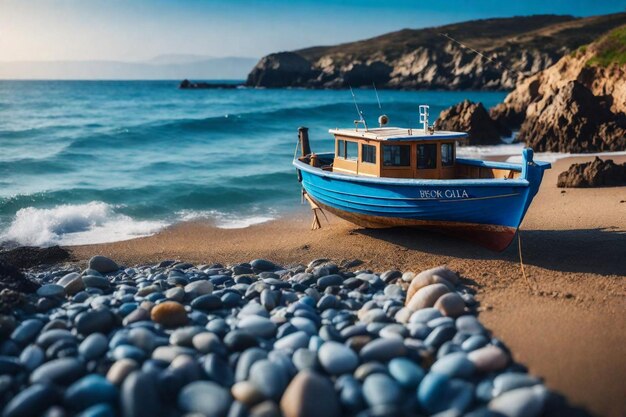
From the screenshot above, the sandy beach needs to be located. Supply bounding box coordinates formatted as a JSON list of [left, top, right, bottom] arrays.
[[68, 155, 626, 417]]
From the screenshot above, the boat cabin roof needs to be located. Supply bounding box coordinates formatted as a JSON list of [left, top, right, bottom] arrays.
[[329, 127, 468, 142]]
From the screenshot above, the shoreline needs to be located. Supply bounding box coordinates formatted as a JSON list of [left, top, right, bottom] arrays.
[[2, 155, 625, 416], [64, 154, 625, 417]]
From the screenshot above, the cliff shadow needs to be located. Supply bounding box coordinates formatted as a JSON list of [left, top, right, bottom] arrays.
[[355, 227, 626, 276]]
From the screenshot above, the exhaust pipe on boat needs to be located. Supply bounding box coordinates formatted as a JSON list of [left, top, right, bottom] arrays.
[[298, 126, 311, 157]]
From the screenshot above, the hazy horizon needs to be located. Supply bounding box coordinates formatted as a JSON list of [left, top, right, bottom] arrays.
[[1, 0, 626, 79]]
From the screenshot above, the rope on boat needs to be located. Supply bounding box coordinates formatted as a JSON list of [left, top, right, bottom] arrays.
[[517, 230, 537, 292]]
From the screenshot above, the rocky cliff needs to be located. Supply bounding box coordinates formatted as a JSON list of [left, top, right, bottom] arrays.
[[491, 25, 626, 152], [246, 13, 626, 90], [435, 100, 510, 145]]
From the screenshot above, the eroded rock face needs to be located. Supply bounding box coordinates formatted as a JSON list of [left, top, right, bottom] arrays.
[[557, 157, 626, 187], [518, 81, 626, 152], [436, 100, 510, 145], [246, 52, 317, 88]]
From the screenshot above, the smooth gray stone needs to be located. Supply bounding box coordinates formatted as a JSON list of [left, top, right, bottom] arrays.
[[274, 331, 309, 352], [318, 341, 359, 375], [260, 289, 278, 310], [462, 334, 489, 352], [237, 315, 277, 339], [192, 332, 224, 355], [204, 353, 234, 387], [19, 344, 45, 371], [289, 317, 317, 336], [57, 272, 84, 295], [488, 385, 548, 417], [2, 383, 60, 417], [362, 373, 402, 407], [36, 329, 75, 349], [409, 308, 442, 324], [78, 333, 108, 360], [492, 373, 541, 397], [249, 359, 288, 401], [235, 348, 268, 382], [250, 259, 276, 271], [456, 315, 486, 335], [64, 374, 117, 411], [30, 357, 85, 386], [11, 319, 44, 346], [75, 309, 114, 335], [0, 356, 23, 374], [292, 348, 318, 371], [388, 358, 425, 389], [88, 256, 119, 274], [184, 280, 214, 297], [170, 326, 204, 347], [317, 274, 343, 289], [82, 275, 111, 289], [360, 338, 406, 362], [37, 284, 65, 298], [128, 327, 156, 352], [121, 371, 161, 417], [424, 325, 456, 349], [430, 351, 475, 378], [337, 375, 366, 414], [191, 294, 223, 311]]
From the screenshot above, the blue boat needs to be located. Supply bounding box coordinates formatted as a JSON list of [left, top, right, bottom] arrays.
[[293, 106, 551, 251]]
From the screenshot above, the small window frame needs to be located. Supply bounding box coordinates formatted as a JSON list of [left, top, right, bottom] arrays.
[[337, 139, 345, 158], [383, 145, 411, 167], [417, 143, 438, 169], [441, 142, 454, 167], [345, 141, 358, 161], [361, 144, 376, 164]]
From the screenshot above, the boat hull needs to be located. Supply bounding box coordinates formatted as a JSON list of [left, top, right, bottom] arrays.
[[295, 152, 550, 251]]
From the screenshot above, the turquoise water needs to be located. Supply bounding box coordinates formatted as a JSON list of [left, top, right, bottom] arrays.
[[0, 80, 507, 246]]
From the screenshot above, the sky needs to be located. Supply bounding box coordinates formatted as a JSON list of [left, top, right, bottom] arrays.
[[1, 0, 625, 62]]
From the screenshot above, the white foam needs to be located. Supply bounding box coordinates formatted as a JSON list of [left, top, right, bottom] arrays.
[[506, 150, 626, 164], [456, 142, 526, 158], [176, 209, 275, 229], [1, 201, 167, 247]]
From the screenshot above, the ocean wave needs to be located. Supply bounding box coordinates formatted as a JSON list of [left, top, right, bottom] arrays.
[[506, 150, 626, 163], [0, 201, 166, 247]]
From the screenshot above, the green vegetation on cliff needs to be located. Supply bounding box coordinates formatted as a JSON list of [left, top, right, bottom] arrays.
[[587, 25, 626, 67]]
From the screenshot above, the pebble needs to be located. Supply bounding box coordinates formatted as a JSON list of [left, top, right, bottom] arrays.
[[106, 359, 138, 385], [430, 351, 475, 378], [64, 374, 118, 411], [388, 357, 424, 388], [280, 371, 340, 417], [78, 333, 108, 360], [406, 283, 450, 311], [434, 292, 466, 317], [37, 284, 65, 298], [492, 373, 541, 396], [237, 315, 277, 339], [468, 345, 509, 372], [75, 309, 114, 335], [120, 371, 161, 417], [2, 383, 60, 417], [57, 272, 85, 295], [318, 341, 359, 375], [362, 373, 402, 407], [29, 357, 85, 386], [359, 337, 406, 362], [88, 256, 120, 274], [488, 385, 548, 417], [1, 260, 549, 417], [249, 359, 288, 400], [150, 301, 188, 328]]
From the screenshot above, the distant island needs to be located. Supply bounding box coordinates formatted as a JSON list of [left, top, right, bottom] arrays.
[[244, 13, 626, 90]]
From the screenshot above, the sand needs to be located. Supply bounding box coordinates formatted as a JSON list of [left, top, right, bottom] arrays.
[[70, 155, 626, 417]]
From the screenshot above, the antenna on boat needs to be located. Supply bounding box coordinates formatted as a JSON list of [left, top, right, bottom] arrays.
[[349, 86, 368, 131], [439, 32, 526, 78], [373, 83, 389, 128]]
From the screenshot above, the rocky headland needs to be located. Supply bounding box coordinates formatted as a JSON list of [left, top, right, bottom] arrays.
[[439, 24, 626, 153], [245, 13, 626, 90]]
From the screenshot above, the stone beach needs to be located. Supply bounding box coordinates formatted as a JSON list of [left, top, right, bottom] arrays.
[[0, 256, 555, 417]]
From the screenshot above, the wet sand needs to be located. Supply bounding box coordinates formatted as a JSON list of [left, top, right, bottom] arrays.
[[70, 155, 626, 417]]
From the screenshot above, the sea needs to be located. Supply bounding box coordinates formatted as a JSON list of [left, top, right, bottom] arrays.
[[0, 80, 525, 247]]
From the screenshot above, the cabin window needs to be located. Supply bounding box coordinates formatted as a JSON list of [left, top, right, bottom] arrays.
[[346, 141, 358, 161], [361, 144, 376, 164], [383, 145, 411, 167], [337, 140, 345, 158], [441, 143, 454, 167], [417, 144, 437, 169]]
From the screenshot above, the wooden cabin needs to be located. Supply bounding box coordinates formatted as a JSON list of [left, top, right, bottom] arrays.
[[318, 126, 521, 181]]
